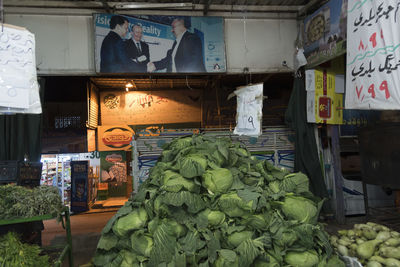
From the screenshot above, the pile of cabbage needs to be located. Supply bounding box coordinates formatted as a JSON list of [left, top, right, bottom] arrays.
[[93, 135, 343, 267], [331, 222, 400, 266]]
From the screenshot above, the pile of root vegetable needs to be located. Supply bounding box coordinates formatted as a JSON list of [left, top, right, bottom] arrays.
[[93, 135, 344, 267], [331, 222, 400, 267]]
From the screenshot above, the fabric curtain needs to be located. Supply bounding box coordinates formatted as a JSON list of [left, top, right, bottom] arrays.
[[0, 78, 43, 162], [285, 76, 331, 206], [0, 114, 42, 162]]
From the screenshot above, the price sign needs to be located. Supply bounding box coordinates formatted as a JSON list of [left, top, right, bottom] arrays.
[[346, 0, 400, 109], [233, 83, 263, 137]]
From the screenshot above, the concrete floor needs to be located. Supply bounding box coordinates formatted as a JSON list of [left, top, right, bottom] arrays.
[[43, 211, 116, 267]]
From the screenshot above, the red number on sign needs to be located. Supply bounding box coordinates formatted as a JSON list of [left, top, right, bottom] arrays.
[[368, 84, 376, 98], [369, 32, 377, 48], [379, 80, 390, 99]]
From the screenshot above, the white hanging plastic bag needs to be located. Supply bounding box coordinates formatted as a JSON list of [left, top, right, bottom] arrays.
[[233, 83, 263, 137], [0, 24, 42, 114]]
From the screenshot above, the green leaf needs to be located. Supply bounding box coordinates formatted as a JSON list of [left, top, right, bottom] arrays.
[[203, 229, 221, 263], [219, 249, 237, 261], [180, 231, 205, 254], [149, 222, 176, 265], [93, 251, 117, 266], [217, 144, 229, 161], [97, 233, 118, 251], [237, 189, 260, 210], [163, 191, 206, 213], [102, 215, 118, 234], [235, 239, 262, 266], [226, 225, 246, 235]]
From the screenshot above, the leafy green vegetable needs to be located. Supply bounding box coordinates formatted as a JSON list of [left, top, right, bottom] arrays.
[[227, 231, 253, 248], [202, 168, 233, 194], [178, 154, 208, 178], [0, 185, 63, 219], [280, 195, 318, 224], [284, 250, 319, 267], [93, 135, 338, 267], [130, 232, 153, 257], [0, 232, 50, 267], [112, 208, 148, 237]]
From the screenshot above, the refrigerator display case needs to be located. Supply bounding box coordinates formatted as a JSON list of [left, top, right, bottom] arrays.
[[41, 155, 72, 207]]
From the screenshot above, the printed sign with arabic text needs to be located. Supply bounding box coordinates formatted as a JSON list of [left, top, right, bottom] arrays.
[[100, 90, 201, 125], [346, 0, 400, 109]]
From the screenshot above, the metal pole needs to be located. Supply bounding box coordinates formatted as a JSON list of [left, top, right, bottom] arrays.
[[64, 208, 74, 267], [330, 125, 345, 224], [132, 138, 139, 194]]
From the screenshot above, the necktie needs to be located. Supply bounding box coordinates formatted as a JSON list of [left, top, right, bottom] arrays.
[[136, 42, 141, 53]]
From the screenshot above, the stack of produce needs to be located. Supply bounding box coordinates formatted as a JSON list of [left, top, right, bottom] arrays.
[[0, 184, 63, 219], [331, 222, 400, 266], [93, 135, 344, 266], [0, 232, 50, 267]]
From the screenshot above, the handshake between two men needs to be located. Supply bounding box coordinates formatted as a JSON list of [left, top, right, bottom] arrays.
[[147, 62, 156, 72]]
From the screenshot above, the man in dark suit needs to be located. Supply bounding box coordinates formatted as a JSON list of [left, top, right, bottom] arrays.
[[100, 15, 131, 73], [124, 24, 150, 73], [147, 18, 206, 73]]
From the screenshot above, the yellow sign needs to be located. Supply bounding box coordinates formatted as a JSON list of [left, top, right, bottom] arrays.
[[98, 125, 134, 151], [307, 69, 343, 124]]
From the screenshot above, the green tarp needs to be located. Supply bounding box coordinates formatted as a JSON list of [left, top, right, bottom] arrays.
[[285, 77, 331, 206], [0, 114, 42, 162]]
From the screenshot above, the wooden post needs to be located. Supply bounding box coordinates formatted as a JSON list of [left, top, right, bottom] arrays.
[[330, 125, 345, 224]]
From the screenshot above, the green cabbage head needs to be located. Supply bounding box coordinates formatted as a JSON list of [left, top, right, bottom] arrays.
[[284, 250, 319, 267], [112, 208, 148, 237], [227, 230, 253, 248], [200, 209, 226, 226], [130, 232, 153, 257], [218, 192, 254, 217], [119, 249, 139, 267], [281, 195, 318, 224], [178, 154, 208, 178], [202, 168, 233, 194], [164, 218, 187, 238], [162, 170, 197, 192]]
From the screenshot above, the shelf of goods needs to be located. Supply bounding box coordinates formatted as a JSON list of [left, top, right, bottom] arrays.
[[41, 159, 71, 207], [0, 206, 73, 267]]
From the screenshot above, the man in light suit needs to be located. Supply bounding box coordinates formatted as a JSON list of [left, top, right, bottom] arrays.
[[147, 18, 206, 73], [124, 24, 150, 73]]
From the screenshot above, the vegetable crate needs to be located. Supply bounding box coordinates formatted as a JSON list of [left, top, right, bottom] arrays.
[[0, 206, 73, 267], [0, 161, 19, 184]]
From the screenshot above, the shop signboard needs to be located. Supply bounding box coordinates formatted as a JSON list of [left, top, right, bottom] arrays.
[[97, 124, 200, 151], [100, 90, 202, 125], [94, 14, 226, 74], [98, 125, 134, 151], [345, 0, 400, 109], [100, 151, 127, 197], [306, 69, 344, 124], [100, 151, 127, 184], [340, 110, 381, 137], [70, 161, 89, 213], [303, 0, 348, 68]]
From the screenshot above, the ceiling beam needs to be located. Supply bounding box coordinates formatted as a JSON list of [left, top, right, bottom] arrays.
[[100, 0, 112, 13], [298, 0, 328, 17], [4, 1, 303, 13], [203, 0, 211, 15]]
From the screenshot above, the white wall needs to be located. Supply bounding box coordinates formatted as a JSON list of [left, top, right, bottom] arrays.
[[5, 14, 297, 75], [225, 19, 297, 73], [5, 14, 95, 75]]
